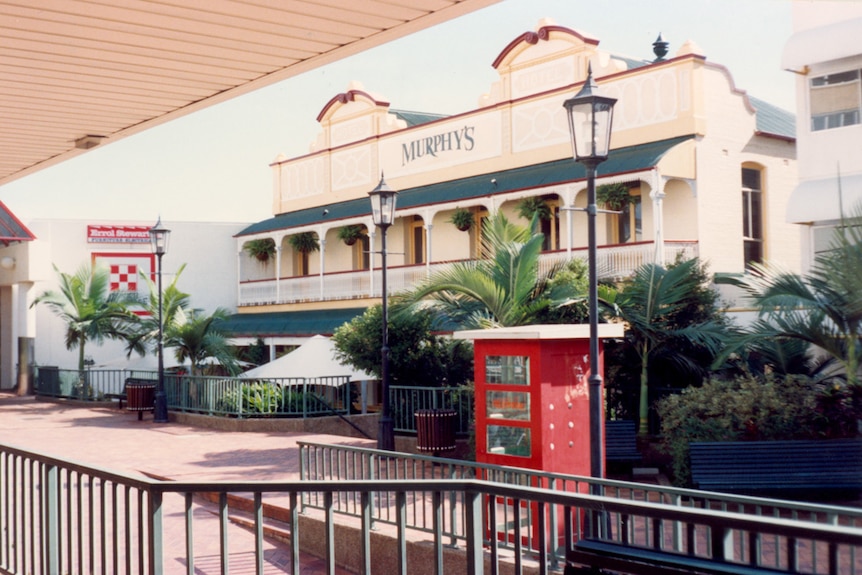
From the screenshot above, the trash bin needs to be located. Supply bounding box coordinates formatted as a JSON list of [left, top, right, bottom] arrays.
[[415, 409, 457, 455], [126, 380, 156, 420]]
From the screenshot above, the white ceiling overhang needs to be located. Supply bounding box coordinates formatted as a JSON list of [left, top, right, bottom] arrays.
[[786, 173, 862, 224], [782, 16, 862, 71], [0, 0, 499, 187]]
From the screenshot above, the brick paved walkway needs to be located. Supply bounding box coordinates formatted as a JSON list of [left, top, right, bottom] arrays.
[[0, 393, 369, 574]]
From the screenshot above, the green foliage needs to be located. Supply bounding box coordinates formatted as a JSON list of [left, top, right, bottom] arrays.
[[606, 258, 730, 435], [716, 202, 862, 387], [239, 338, 269, 366], [217, 381, 316, 415], [397, 212, 585, 329], [596, 183, 635, 211], [332, 305, 473, 387], [244, 238, 277, 263], [656, 374, 862, 486], [288, 232, 320, 254], [448, 207, 475, 231], [165, 307, 240, 375], [32, 262, 141, 371], [516, 196, 553, 222], [337, 225, 364, 245]]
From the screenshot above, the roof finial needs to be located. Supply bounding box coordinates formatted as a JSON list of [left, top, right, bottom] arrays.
[[653, 33, 669, 62]]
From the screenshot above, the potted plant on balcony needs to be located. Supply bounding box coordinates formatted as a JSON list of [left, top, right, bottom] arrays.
[[244, 238, 276, 263], [288, 232, 320, 254], [337, 225, 364, 246], [449, 207, 475, 232], [516, 196, 553, 222], [597, 183, 635, 211]]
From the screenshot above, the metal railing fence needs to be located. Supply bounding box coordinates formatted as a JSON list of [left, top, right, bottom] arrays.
[[389, 385, 473, 435], [33, 368, 352, 419], [2, 440, 860, 575], [298, 440, 862, 573]]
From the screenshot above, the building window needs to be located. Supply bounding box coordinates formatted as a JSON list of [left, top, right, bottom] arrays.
[[810, 70, 861, 131], [408, 216, 425, 264], [353, 232, 370, 270], [606, 192, 642, 244], [539, 202, 561, 251], [294, 251, 311, 276], [474, 209, 490, 258], [742, 167, 764, 268]]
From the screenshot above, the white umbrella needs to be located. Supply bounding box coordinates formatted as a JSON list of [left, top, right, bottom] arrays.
[[239, 335, 373, 382]]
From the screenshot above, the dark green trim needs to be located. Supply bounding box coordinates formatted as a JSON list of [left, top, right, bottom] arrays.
[[218, 308, 366, 338], [237, 135, 693, 237]]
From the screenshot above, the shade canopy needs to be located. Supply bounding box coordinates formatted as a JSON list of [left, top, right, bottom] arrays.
[[239, 335, 373, 383]]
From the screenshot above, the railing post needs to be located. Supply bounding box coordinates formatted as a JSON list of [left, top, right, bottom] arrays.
[[464, 486, 484, 575], [43, 463, 59, 575], [149, 488, 164, 575]]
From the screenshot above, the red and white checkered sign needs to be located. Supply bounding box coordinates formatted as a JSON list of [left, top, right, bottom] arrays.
[[110, 264, 138, 292]]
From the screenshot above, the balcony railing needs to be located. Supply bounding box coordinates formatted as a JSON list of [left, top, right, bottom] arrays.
[[2, 440, 860, 575], [239, 241, 698, 307]]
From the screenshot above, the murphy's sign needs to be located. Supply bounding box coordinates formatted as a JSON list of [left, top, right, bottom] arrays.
[[401, 125, 475, 166], [381, 112, 502, 177]]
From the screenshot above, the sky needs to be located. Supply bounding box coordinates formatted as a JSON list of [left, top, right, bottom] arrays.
[[0, 0, 796, 227]]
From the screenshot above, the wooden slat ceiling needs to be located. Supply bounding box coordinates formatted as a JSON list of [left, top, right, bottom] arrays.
[[0, 0, 498, 186]]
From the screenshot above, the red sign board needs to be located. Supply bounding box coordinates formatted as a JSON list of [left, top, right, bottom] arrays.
[[87, 225, 151, 244]]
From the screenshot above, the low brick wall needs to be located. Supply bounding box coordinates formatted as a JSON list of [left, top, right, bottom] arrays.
[[169, 410, 379, 438]]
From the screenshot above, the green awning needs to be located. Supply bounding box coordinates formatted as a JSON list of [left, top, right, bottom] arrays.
[[218, 308, 365, 338], [237, 135, 694, 237]]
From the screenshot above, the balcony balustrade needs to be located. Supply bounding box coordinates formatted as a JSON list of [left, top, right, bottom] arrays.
[[239, 241, 698, 307]]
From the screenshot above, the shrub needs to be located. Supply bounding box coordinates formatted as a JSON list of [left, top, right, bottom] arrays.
[[656, 374, 861, 486], [217, 381, 317, 416]]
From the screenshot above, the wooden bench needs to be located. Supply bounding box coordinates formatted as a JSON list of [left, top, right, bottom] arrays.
[[689, 438, 862, 498], [105, 378, 157, 420], [567, 539, 788, 575], [605, 420, 642, 465]]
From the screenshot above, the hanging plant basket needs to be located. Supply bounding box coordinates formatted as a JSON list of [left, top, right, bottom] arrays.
[[516, 196, 553, 222], [337, 225, 364, 246], [449, 208, 475, 232], [288, 232, 320, 254], [244, 238, 276, 263], [596, 183, 635, 211]]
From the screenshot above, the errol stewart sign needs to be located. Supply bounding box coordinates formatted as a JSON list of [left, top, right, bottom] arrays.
[[87, 225, 151, 244]]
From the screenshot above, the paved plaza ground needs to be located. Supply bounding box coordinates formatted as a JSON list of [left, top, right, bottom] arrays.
[[0, 392, 372, 574]]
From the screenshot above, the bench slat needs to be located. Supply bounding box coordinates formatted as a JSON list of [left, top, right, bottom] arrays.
[[690, 439, 862, 495]]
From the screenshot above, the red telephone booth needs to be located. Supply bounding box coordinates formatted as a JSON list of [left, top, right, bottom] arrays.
[[454, 324, 624, 546]]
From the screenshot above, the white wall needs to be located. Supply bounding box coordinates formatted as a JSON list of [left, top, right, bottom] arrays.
[[27, 219, 247, 370]]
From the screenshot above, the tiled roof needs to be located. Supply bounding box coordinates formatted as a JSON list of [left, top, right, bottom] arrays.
[[391, 109, 449, 127], [749, 96, 796, 140], [0, 201, 35, 245], [237, 135, 693, 237]]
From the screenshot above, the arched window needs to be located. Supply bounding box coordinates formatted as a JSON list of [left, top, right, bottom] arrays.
[[742, 166, 764, 268]]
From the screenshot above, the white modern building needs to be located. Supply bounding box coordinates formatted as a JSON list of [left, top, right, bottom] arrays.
[[783, 1, 862, 272]]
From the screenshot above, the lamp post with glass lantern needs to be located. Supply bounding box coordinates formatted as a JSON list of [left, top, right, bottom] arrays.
[[368, 174, 398, 451], [149, 218, 171, 423], [563, 64, 616, 482]]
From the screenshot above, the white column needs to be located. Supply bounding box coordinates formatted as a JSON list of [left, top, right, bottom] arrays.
[[650, 169, 666, 265], [275, 245, 282, 303], [425, 223, 433, 275], [318, 238, 326, 300], [369, 230, 377, 298]]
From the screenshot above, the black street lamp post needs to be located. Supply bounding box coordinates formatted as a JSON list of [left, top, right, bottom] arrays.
[[149, 218, 171, 424], [563, 64, 617, 483], [369, 174, 398, 451]]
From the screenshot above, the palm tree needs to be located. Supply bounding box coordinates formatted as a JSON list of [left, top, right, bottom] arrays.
[[396, 213, 583, 329], [124, 264, 190, 359], [611, 259, 727, 436], [721, 204, 862, 387], [32, 263, 140, 371], [164, 307, 239, 375]]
